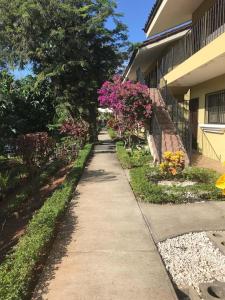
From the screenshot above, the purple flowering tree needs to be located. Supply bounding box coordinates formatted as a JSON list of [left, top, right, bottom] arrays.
[[98, 75, 152, 146]]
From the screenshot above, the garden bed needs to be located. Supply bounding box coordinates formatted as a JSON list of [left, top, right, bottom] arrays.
[[0, 159, 72, 261], [0, 144, 92, 300], [116, 142, 224, 204], [158, 232, 225, 298]]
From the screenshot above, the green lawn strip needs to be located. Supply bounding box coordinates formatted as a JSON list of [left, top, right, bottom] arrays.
[[116, 141, 151, 169], [0, 143, 92, 300]]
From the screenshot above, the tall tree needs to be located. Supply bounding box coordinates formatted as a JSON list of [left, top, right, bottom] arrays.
[[0, 72, 55, 139], [0, 0, 129, 141]]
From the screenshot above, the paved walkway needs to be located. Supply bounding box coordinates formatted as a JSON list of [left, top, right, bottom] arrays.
[[33, 132, 178, 300], [141, 201, 225, 243]]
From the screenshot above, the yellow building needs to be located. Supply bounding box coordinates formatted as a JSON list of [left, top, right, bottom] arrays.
[[124, 0, 225, 165]]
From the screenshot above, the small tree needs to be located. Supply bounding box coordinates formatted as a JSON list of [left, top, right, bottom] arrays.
[[98, 75, 152, 147]]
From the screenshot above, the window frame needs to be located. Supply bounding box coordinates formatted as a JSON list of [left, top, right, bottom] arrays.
[[205, 89, 225, 125]]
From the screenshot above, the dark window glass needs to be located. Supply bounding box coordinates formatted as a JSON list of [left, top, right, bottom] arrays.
[[206, 90, 225, 124]]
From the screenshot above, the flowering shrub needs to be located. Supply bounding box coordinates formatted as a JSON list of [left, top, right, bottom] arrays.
[[107, 117, 120, 131], [60, 119, 89, 146], [98, 75, 152, 136], [160, 151, 185, 176], [16, 132, 55, 172]]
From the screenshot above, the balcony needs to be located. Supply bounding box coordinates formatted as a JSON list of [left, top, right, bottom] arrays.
[[159, 0, 225, 86]]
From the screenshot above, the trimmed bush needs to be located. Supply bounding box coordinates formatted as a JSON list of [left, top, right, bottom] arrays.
[[0, 143, 92, 300]]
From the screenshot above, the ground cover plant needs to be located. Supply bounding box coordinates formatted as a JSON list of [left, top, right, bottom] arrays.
[[116, 146, 224, 204], [130, 165, 223, 204], [116, 142, 151, 169], [0, 143, 92, 300], [108, 127, 117, 140]]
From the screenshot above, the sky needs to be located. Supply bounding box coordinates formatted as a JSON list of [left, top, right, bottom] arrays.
[[12, 0, 154, 79], [115, 0, 154, 43]]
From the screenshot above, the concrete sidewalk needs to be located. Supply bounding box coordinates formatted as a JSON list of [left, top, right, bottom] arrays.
[[33, 132, 177, 300], [141, 201, 225, 243]]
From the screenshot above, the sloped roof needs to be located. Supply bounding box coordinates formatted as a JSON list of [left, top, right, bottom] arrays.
[[124, 23, 191, 79], [144, 0, 163, 33]]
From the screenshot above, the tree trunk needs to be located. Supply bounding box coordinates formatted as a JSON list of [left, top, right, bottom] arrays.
[[88, 104, 98, 143]]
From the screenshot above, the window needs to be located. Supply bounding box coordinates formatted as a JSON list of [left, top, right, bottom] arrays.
[[206, 90, 225, 124]]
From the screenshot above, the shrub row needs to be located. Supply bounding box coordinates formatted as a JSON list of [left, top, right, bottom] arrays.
[[0, 143, 93, 300]]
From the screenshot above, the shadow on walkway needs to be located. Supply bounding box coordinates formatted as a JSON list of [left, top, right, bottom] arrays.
[[81, 169, 118, 183], [32, 197, 79, 300]]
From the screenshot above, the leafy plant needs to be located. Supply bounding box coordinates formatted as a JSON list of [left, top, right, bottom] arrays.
[[183, 167, 218, 183], [60, 118, 89, 147], [16, 132, 55, 173], [108, 128, 117, 140], [98, 75, 152, 147], [0, 143, 92, 300], [130, 165, 223, 204], [0, 172, 10, 200], [116, 142, 151, 169], [160, 151, 185, 176]]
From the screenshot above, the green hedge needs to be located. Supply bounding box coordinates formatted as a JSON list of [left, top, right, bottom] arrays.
[[0, 144, 93, 300]]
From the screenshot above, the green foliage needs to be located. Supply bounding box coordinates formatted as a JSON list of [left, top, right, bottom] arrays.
[[130, 165, 223, 204], [130, 166, 168, 204], [0, 0, 129, 140], [182, 167, 219, 183], [4, 157, 67, 216], [0, 73, 55, 141], [115, 141, 223, 204], [0, 143, 92, 300], [116, 142, 151, 169], [0, 172, 10, 198], [0, 158, 28, 201], [108, 128, 117, 139]]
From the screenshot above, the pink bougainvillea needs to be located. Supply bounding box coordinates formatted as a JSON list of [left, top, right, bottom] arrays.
[[98, 75, 152, 128]]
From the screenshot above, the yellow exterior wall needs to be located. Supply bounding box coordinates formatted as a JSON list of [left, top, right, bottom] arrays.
[[164, 31, 225, 86], [191, 74, 225, 161]]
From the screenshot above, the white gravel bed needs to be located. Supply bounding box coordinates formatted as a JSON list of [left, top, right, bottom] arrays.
[[157, 232, 225, 295], [158, 180, 197, 187]]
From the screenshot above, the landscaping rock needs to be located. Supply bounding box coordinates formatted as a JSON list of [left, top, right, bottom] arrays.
[[158, 180, 197, 187], [158, 232, 225, 297]]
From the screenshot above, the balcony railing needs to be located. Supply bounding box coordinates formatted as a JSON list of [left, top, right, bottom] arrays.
[[160, 0, 225, 77]]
